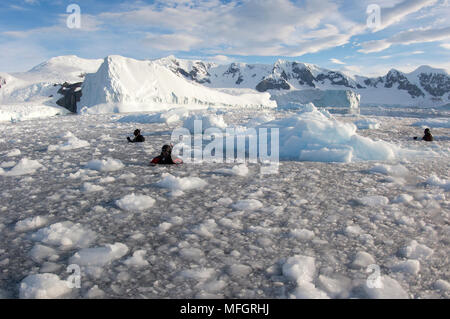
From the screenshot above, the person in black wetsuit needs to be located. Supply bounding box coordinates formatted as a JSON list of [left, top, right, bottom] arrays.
[[127, 129, 145, 143], [150, 144, 183, 165], [414, 128, 434, 142]]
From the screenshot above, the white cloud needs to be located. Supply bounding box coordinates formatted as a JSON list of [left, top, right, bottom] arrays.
[[441, 43, 450, 49], [359, 26, 450, 53], [330, 58, 346, 65], [373, 0, 439, 31]]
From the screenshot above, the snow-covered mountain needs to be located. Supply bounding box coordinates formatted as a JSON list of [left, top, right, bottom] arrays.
[[155, 56, 450, 107], [1, 54, 449, 122]]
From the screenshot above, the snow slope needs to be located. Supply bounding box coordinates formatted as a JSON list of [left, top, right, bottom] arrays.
[[0, 56, 103, 122], [79, 56, 276, 114]]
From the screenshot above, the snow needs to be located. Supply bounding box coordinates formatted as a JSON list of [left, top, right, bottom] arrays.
[[115, 194, 156, 211], [370, 164, 409, 176], [31, 222, 96, 250], [0, 158, 43, 176], [69, 243, 129, 267], [86, 158, 125, 172], [28, 244, 58, 263], [19, 274, 72, 299], [48, 132, 90, 152]]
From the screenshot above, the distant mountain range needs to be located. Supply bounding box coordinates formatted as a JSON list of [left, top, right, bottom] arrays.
[[0, 55, 449, 116]]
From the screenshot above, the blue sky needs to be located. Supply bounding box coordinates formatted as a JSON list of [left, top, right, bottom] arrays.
[[0, 0, 449, 75]]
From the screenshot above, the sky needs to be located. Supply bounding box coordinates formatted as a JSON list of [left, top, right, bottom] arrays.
[[0, 0, 449, 76]]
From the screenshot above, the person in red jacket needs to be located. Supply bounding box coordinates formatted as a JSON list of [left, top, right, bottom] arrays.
[[150, 144, 183, 165]]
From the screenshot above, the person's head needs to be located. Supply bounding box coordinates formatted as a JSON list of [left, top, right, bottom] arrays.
[[134, 129, 141, 137], [161, 144, 172, 157], [424, 128, 431, 135]]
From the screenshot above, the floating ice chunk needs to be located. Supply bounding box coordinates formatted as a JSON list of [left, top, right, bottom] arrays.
[[290, 229, 315, 241], [246, 114, 275, 127], [115, 194, 156, 211], [193, 219, 217, 238], [1, 161, 16, 168], [87, 158, 124, 172], [85, 285, 106, 299], [15, 216, 48, 232], [6, 149, 21, 157], [155, 173, 207, 193], [257, 104, 397, 162], [217, 197, 233, 206], [344, 225, 363, 237], [232, 199, 263, 211], [354, 118, 380, 130], [227, 264, 252, 277], [69, 243, 129, 267], [48, 132, 90, 152], [214, 164, 249, 177], [82, 182, 104, 193], [118, 108, 190, 125], [157, 222, 173, 233], [364, 276, 409, 299], [391, 260, 420, 275], [179, 248, 204, 261], [31, 222, 96, 250], [282, 255, 316, 284], [29, 244, 57, 263], [99, 176, 115, 184], [291, 282, 330, 299], [434, 280, 450, 292], [19, 274, 72, 299], [123, 250, 149, 267], [352, 252, 375, 269], [179, 268, 215, 282], [183, 114, 227, 133], [426, 175, 450, 191], [358, 195, 389, 207], [370, 164, 409, 177], [282, 255, 328, 299], [393, 194, 414, 204], [317, 275, 352, 299], [400, 240, 433, 260], [1, 158, 43, 176]]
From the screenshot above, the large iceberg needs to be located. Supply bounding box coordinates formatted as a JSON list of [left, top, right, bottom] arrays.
[[272, 89, 360, 114]]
